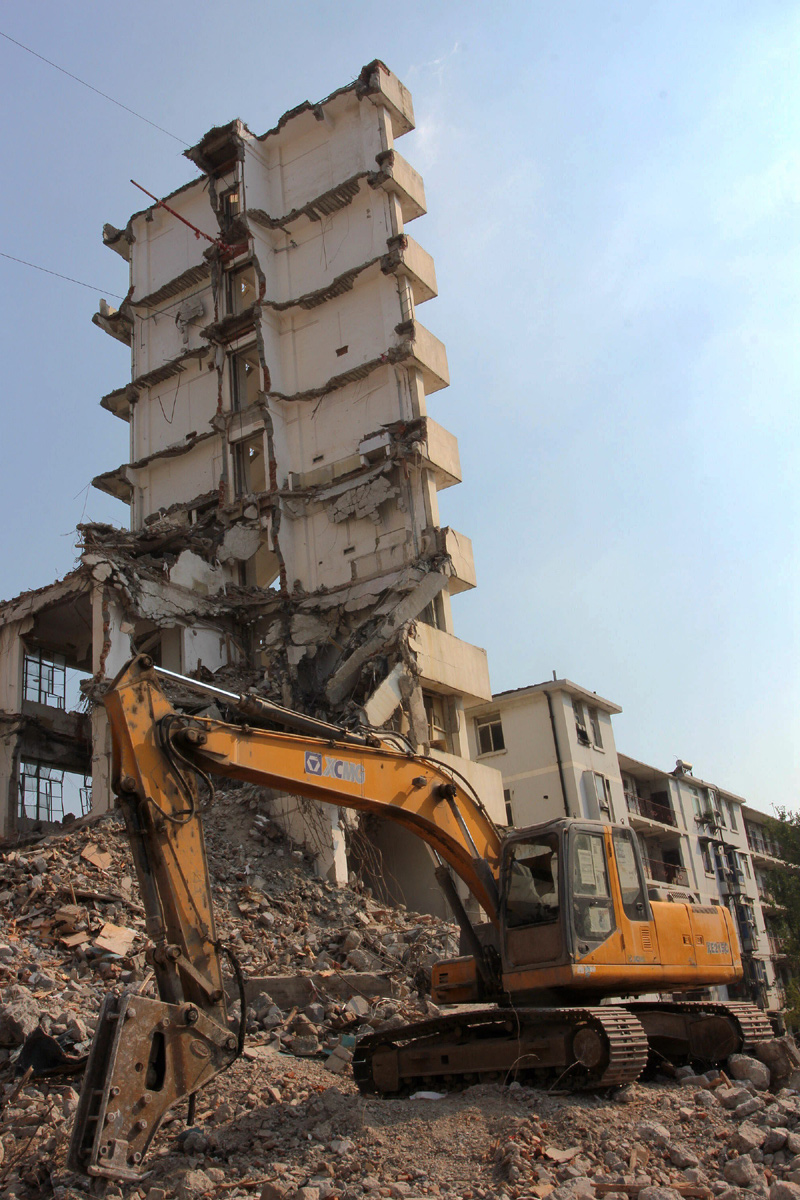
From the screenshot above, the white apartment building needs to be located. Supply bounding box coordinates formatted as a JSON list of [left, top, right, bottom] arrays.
[[467, 681, 789, 1018], [466, 680, 625, 829]]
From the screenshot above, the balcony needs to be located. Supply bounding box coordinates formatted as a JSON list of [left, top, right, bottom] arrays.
[[383, 235, 438, 305], [422, 526, 476, 594], [767, 935, 787, 960], [368, 61, 416, 137], [748, 839, 783, 867], [626, 793, 677, 828], [408, 624, 492, 705], [394, 320, 449, 394], [419, 419, 461, 490], [720, 871, 746, 897], [644, 858, 689, 887], [373, 150, 426, 222]]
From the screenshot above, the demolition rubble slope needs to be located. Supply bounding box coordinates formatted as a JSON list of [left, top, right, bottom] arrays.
[[3, 789, 800, 1200]]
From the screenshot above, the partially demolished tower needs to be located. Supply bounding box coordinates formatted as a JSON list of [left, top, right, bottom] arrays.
[[0, 62, 503, 911]]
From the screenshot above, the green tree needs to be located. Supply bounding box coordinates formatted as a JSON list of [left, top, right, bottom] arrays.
[[764, 809, 800, 1028]]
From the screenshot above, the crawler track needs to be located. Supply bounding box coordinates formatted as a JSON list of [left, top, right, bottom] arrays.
[[352, 1005, 649, 1095], [625, 999, 774, 1064]]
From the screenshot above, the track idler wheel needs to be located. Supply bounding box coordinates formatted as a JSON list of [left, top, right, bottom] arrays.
[[572, 1025, 606, 1071]]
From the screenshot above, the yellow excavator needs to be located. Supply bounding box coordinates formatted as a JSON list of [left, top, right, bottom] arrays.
[[69, 656, 772, 1180]]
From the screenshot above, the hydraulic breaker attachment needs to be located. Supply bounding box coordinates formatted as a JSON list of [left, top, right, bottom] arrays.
[[68, 990, 237, 1181]]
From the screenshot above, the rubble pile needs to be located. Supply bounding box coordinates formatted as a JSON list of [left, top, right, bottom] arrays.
[[4, 791, 800, 1199], [0, 784, 458, 1075]]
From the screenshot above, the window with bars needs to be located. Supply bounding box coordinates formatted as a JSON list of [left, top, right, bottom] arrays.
[[19, 762, 63, 821], [23, 649, 66, 708], [19, 763, 92, 822]]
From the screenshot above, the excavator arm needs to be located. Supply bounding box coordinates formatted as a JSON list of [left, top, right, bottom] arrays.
[[69, 655, 503, 1179]]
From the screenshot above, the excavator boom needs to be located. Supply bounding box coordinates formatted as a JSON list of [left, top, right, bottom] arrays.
[[69, 655, 503, 1179]]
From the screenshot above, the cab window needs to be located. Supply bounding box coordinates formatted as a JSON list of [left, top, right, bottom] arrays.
[[612, 828, 649, 922], [571, 831, 616, 947], [503, 835, 559, 928]]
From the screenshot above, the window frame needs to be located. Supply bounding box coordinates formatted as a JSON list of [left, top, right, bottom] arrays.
[[592, 772, 613, 818], [587, 705, 603, 749], [229, 343, 261, 412], [475, 715, 506, 756], [225, 262, 258, 316]]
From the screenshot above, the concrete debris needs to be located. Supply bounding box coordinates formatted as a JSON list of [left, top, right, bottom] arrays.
[[728, 1053, 772, 1091], [71, 519, 456, 741], [218, 522, 263, 563], [326, 475, 398, 526]]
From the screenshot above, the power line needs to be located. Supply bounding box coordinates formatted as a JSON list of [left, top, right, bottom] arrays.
[[0, 251, 124, 298], [0, 29, 188, 145]]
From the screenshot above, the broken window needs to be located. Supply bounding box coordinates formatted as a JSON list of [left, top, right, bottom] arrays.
[[419, 593, 446, 630], [504, 835, 560, 927], [587, 706, 603, 748], [23, 649, 66, 708], [19, 763, 91, 823], [226, 264, 257, 316], [503, 788, 514, 826], [230, 345, 261, 411], [591, 772, 613, 818], [475, 715, 505, 756], [233, 434, 266, 496], [573, 699, 591, 746]]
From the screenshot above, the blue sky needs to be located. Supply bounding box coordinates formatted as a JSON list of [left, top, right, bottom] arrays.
[[0, 2, 797, 809]]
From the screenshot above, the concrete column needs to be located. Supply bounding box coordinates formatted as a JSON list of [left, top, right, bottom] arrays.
[[91, 584, 131, 680], [90, 706, 114, 817], [388, 193, 405, 237], [0, 619, 31, 835], [0, 619, 30, 710], [89, 584, 130, 818], [376, 107, 394, 154], [0, 720, 22, 837], [449, 698, 470, 759]]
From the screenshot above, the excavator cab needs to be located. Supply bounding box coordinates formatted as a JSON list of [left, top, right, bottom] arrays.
[[499, 820, 648, 985], [492, 818, 746, 1006]]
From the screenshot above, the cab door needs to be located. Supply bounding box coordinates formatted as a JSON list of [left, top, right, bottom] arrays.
[[569, 828, 618, 958], [500, 830, 567, 970], [609, 827, 659, 966]]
